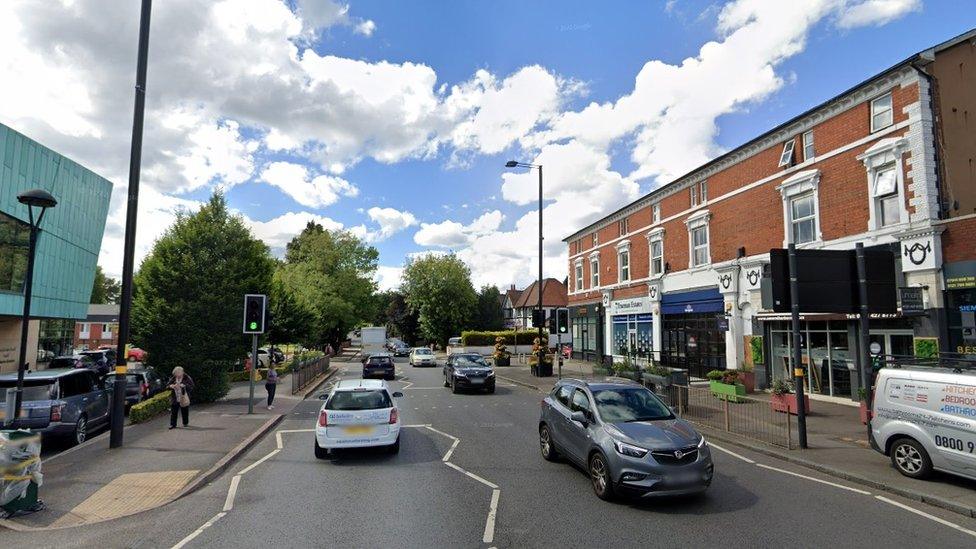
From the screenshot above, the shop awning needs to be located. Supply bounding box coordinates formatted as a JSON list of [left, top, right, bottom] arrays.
[[661, 288, 724, 315]]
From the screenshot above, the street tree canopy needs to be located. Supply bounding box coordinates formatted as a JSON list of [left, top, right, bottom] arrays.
[[402, 254, 476, 345], [90, 265, 121, 304], [132, 193, 273, 402]]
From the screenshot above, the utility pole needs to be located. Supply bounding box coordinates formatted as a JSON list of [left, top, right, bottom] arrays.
[[111, 0, 153, 448], [537, 165, 545, 376], [788, 243, 808, 449], [856, 243, 872, 441]]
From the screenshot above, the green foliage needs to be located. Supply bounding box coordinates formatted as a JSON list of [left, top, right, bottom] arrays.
[[613, 356, 638, 374], [707, 369, 740, 385], [90, 265, 121, 304], [227, 366, 289, 383], [278, 223, 378, 348], [914, 337, 938, 359], [268, 275, 314, 346], [380, 291, 420, 344], [749, 335, 764, 365], [132, 193, 274, 403], [129, 390, 172, 423], [771, 379, 794, 395], [473, 285, 505, 331], [857, 386, 869, 401], [402, 254, 477, 345], [646, 362, 670, 376], [461, 330, 548, 346]]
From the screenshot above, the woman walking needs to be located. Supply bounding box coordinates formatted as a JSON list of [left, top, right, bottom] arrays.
[[168, 366, 194, 429], [265, 366, 279, 410]]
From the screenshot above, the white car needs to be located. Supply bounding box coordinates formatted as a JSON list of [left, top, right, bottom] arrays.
[[315, 379, 403, 459], [409, 347, 436, 367]]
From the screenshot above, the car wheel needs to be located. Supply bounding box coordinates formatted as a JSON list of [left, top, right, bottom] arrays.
[[443, 375, 450, 388], [589, 452, 615, 501], [314, 438, 330, 460], [451, 377, 459, 394], [74, 415, 88, 446], [389, 437, 400, 454], [890, 437, 932, 479], [386, 374, 395, 381], [539, 424, 558, 461]]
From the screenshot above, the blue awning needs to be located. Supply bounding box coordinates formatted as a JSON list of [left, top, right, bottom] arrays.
[[661, 288, 724, 315]]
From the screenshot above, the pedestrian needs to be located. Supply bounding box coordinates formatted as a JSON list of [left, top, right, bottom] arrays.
[[265, 366, 279, 410], [325, 343, 334, 357], [167, 366, 194, 429]]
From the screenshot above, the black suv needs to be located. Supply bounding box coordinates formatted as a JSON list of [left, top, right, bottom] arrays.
[[443, 353, 495, 394]]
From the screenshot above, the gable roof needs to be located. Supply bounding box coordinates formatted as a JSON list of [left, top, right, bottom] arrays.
[[514, 278, 567, 308], [504, 288, 522, 308]]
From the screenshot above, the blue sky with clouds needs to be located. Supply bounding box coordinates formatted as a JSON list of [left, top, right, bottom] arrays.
[[0, 0, 970, 291]]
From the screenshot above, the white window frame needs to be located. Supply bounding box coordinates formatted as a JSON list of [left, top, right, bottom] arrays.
[[858, 137, 909, 230], [684, 211, 711, 269], [79, 323, 91, 340], [589, 251, 600, 288], [802, 130, 814, 161], [788, 192, 817, 245], [592, 231, 599, 246], [778, 139, 796, 167], [870, 92, 893, 133], [699, 181, 708, 203], [616, 240, 631, 282], [776, 169, 822, 247], [648, 228, 665, 278], [652, 203, 661, 224], [690, 185, 699, 207], [574, 259, 584, 291]]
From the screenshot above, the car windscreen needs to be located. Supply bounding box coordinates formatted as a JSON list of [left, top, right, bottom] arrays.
[[326, 390, 392, 410], [50, 357, 79, 369], [367, 357, 392, 366], [415, 349, 432, 355], [455, 356, 487, 367], [0, 379, 56, 401], [591, 388, 674, 423], [106, 374, 143, 385]]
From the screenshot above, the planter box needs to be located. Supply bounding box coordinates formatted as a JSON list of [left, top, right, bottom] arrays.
[[532, 363, 553, 377], [494, 356, 511, 367], [770, 393, 811, 415], [709, 380, 746, 402], [642, 369, 688, 391], [860, 401, 872, 425], [737, 371, 756, 393]]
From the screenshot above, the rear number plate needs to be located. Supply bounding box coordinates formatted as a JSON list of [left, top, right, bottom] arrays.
[[343, 425, 374, 435]]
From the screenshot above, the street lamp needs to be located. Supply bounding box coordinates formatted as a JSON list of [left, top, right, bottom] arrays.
[[9, 189, 58, 426], [504, 160, 547, 377]]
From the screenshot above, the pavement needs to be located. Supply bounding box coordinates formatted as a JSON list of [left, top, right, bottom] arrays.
[[0, 362, 338, 531], [496, 359, 976, 519]]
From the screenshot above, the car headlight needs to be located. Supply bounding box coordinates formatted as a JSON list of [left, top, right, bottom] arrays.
[[613, 440, 648, 458], [487, 371, 495, 377], [697, 435, 707, 448], [455, 372, 467, 378]]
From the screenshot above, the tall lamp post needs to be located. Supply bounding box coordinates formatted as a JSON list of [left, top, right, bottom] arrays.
[[504, 160, 547, 377], [10, 189, 58, 426]]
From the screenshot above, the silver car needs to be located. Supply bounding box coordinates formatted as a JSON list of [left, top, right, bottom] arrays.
[[539, 379, 713, 500]]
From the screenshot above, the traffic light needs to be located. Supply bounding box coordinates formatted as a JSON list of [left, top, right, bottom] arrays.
[[532, 308, 545, 328], [548, 312, 557, 334], [556, 308, 569, 334], [243, 294, 267, 334]]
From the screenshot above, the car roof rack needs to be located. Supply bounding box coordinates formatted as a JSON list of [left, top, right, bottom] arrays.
[[884, 353, 976, 374]]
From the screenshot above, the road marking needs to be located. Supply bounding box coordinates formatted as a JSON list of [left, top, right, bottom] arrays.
[[707, 442, 756, 464], [875, 496, 976, 538], [223, 476, 241, 511], [403, 386, 444, 390], [423, 425, 459, 441], [275, 428, 314, 449], [171, 512, 226, 549], [483, 489, 500, 544], [443, 438, 460, 462], [755, 463, 871, 495], [444, 461, 499, 489], [236, 449, 280, 475]]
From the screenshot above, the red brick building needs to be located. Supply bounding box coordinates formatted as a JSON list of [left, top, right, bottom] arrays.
[[563, 29, 976, 402], [73, 304, 120, 351]]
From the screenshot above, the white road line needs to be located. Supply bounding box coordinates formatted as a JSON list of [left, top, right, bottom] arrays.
[[443, 438, 460, 462], [875, 496, 976, 538], [223, 475, 241, 512], [403, 423, 431, 428], [171, 512, 226, 549], [483, 489, 500, 544], [708, 442, 756, 464], [755, 463, 871, 495], [424, 425, 459, 441], [444, 461, 499, 489], [403, 386, 444, 390], [236, 449, 280, 476]]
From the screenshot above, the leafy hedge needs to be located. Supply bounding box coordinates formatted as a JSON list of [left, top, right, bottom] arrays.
[[130, 390, 172, 423], [461, 330, 549, 346], [914, 337, 938, 359]]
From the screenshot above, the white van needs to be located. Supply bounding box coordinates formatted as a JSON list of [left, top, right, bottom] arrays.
[[870, 366, 976, 481]]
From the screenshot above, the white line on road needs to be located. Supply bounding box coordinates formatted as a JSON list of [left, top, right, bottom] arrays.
[[223, 476, 241, 512], [171, 512, 226, 549], [424, 425, 459, 441], [755, 463, 871, 495], [875, 496, 976, 538], [443, 438, 460, 462], [236, 449, 280, 476], [444, 461, 499, 489], [707, 442, 755, 464], [483, 489, 500, 544]]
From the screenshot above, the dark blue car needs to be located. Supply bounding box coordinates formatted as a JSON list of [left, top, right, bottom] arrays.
[[0, 369, 111, 446]]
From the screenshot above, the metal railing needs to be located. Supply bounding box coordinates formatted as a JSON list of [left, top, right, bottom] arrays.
[[657, 384, 793, 449], [292, 356, 330, 395]]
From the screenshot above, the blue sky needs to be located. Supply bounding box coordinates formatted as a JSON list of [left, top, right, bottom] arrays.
[[1, 0, 970, 290]]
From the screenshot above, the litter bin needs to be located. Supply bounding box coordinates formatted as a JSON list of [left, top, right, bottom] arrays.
[[1, 430, 43, 517]]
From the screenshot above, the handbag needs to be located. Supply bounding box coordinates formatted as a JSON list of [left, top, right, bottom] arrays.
[[178, 386, 190, 408]]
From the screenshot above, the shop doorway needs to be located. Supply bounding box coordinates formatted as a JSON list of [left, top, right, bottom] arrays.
[[869, 330, 914, 360], [661, 313, 726, 379]]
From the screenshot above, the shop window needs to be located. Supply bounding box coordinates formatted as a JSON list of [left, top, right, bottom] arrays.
[[778, 139, 796, 167], [0, 212, 31, 294], [777, 169, 821, 247], [870, 92, 893, 132], [802, 130, 815, 161], [589, 253, 600, 287]]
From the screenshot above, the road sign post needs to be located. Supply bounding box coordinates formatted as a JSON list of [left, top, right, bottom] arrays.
[[787, 244, 808, 449]]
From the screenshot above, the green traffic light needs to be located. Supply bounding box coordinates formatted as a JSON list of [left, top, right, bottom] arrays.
[[249, 321, 257, 330]]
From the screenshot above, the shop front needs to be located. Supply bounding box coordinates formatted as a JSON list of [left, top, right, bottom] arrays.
[[570, 302, 604, 363], [606, 296, 653, 361], [660, 288, 726, 379], [945, 261, 976, 357]]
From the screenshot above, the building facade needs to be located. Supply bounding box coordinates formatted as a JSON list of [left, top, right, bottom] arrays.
[[511, 278, 568, 330], [73, 304, 121, 352], [0, 123, 112, 372], [563, 30, 976, 401]]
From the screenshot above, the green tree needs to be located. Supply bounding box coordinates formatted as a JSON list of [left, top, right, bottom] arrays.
[[402, 254, 476, 345], [90, 265, 121, 304], [131, 193, 274, 402], [278, 222, 378, 349], [473, 285, 505, 330], [267, 274, 314, 346], [385, 291, 420, 344]]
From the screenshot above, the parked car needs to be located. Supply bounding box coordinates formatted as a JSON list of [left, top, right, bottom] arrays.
[[250, 349, 271, 369], [362, 353, 396, 380], [0, 368, 111, 446], [390, 342, 410, 357], [104, 368, 164, 410], [80, 349, 116, 375], [539, 378, 713, 501], [409, 347, 437, 367], [49, 354, 97, 371], [870, 365, 976, 481], [314, 379, 403, 459], [443, 353, 495, 394], [260, 347, 285, 365]]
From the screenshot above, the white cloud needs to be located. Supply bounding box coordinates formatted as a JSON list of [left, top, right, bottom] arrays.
[[260, 161, 358, 208], [247, 211, 345, 252], [414, 209, 505, 248], [374, 266, 403, 292], [836, 0, 921, 28], [367, 207, 417, 240], [355, 19, 377, 37]]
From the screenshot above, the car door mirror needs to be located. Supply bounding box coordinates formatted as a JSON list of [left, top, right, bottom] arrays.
[[570, 410, 589, 426], [392, 391, 403, 398]]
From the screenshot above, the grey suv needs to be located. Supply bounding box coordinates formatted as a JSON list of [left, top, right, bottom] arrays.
[[539, 379, 713, 500], [0, 368, 111, 446]]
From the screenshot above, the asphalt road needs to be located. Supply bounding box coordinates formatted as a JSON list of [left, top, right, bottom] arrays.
[[7, 356, 976, 548]]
